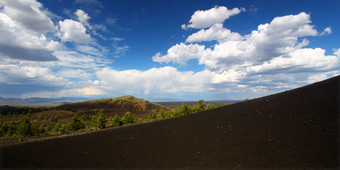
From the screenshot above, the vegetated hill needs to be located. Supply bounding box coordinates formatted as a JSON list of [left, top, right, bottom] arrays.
[[56, 95, 169, 117], [1, 76, 339, 169]]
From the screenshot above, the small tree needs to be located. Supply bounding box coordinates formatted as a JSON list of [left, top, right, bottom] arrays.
[[180, 103, 191, 115], [198, 99, 206, 111], [68, 114, 85, 131], [207, 103, 216, 110], [17, 118, 34, 137], [110, 114, 122, 126], [122, 112, 134, 125], [54, 122, 67, 135], [92, 112, 107, 129]]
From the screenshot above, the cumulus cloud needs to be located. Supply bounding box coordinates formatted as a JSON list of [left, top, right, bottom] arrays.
[[334, 48, 340, 57], [186, 23, 243, 42], [157, 12, 322, 69], [75, 9, 90, 25], [0, 0, 55, 34], [58, 19, 91, 43], [321, 27, 332, 35], [0, 57, 67, 86], [154, 11, 340, 96], [152, 43, 207, 66], [0, 1, 112, 98], [0, 2, 59, 61], [96, 66, 210, 95], [182, 6, 243, 29]]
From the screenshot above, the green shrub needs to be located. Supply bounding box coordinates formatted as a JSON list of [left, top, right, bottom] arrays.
[[122, 112, 134, 124], [50, 113, 58, 123], [110, 114, 122, 126], [68, 114, 85, 131], [91, 112, 107, 129], [0, 122, 6, 136], [7, 126, 12, 136], [80, 114, 91, 121], [180, 103, 191, 115], [54, 122, 67, 135], [198, 99, 206, 111], [207, 104, 216, 110], [17, 118, 34, 137]]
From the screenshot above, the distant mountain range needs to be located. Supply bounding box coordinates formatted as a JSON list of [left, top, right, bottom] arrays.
[[0, 97, 91, 106]]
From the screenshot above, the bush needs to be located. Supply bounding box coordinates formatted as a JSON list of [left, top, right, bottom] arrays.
[[92, 112, 107, 129], [198, 99, 206, 111], [110, 114, 122, 127], [0, 122, 7, 137], [54, 122, 67, 135], [68, 114, 85, 131], [17, 118, 34, 137], [207, 103, 216, 110], [180, 103, 191, 115], [122, 112, 134, 124]]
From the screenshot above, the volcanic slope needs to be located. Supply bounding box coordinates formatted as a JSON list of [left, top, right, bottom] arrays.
[[1, 76, 339, 169], [56, 95, 168, 117]]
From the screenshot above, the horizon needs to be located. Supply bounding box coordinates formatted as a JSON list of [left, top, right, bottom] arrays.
[[0, 0, 339, 101]]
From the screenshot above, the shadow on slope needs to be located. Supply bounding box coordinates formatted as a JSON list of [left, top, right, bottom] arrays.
[[1, 76, 339, 168]]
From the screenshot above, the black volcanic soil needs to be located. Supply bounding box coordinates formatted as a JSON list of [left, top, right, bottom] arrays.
[[1, 76, 339, 169]]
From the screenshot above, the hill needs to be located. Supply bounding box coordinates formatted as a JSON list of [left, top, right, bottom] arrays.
[[56, 95, 169, 117], [1, 76, 339, 168]]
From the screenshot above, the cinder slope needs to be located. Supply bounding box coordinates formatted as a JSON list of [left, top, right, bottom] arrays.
[[56, 95, 168, 117], [1, 76, 339, 169]]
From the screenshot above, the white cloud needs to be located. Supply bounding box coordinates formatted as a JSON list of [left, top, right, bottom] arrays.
[[53, 51, 111, 68], [76, 44, 103, 56], [57, 69, 92, 80], [76, 87, 104, 95], [113, 45, 129, 56], [20, 86, 104, 98], [96, 66, 210, 95], [334, 48, 340, 57], [75, 9, 90, 25], [157, 12, 321, 69], [0, 57, 67, 86], [154, 12, 340, 97], [58, 19, 91, 43], [186, 23, 243, 43], [152, 43, 208, 66], [0, 4, 59, 61], [321, 27, 332, 35], [183, 6, 243, 29], [0, 0, 55, 34], [247, 48, 339, 74]]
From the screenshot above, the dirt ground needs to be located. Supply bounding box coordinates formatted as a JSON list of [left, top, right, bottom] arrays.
[[1, 76, 339, 169]]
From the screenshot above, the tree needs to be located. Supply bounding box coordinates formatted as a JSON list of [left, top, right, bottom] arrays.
[[92, 112, 107, 129], [207, 103, 216, 110], [110, 114, 122, 126], [198, 99, 206, 111], [68, 114, 85, 131], [122, 112, 134, 124], [54, 122, 67, 135], [180, 103, 191, 115], [17, 118, 34, 137]]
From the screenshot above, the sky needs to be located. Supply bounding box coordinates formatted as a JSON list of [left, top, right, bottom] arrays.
[[0, 0, 339, 101]]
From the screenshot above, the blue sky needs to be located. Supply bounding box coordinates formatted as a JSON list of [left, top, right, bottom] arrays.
[[0, 0, 339, 101]]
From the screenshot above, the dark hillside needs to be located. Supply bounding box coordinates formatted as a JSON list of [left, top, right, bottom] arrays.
[[1, 76, 339, 168], [56, 95, 169, 117]]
